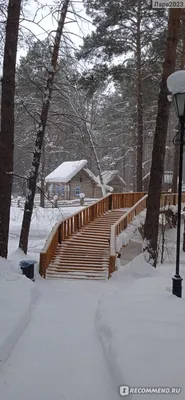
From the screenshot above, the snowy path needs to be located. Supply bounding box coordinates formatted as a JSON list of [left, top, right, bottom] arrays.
[[0, 279, 117, 400]]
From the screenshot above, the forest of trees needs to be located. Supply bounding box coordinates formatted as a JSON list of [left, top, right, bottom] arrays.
[[0, 0, 184, 265]]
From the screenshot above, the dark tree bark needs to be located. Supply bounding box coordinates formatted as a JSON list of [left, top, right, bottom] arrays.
[[0, 0, 22, 258], [172, 16, 185, 192], [40, 138, 45, 208], [19, 0, 70, 253], [136, 0, 143, 192], [144, 8, 183, 267]]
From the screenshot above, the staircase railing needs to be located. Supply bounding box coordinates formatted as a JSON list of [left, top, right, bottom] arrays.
[[109, 192, 185, 276], [39, 192, 145, 277]]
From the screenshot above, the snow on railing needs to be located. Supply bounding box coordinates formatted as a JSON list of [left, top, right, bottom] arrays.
[[109, 194, 148, 276], [109, 192, 185, 277]]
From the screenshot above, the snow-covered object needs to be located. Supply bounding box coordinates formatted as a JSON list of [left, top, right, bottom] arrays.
[[142, 172, 150, 181], [167, 70, 185, 94], [53, 195, 58, 200], [45, 160, 87, 183], [116, 211, 145, 252], [164, 171, 173, 184], [98, 183, 113, 192], [96, 170, 126, 186], [83, 168, 98, 184], [167, 94, 172, 102], [79, 193, 85, 199]]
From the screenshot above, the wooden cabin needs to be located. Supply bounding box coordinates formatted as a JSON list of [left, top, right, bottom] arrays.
[[45, 160, 113, 200]]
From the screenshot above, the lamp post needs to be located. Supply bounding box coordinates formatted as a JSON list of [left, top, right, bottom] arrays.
[[167, 70, 185, 298]]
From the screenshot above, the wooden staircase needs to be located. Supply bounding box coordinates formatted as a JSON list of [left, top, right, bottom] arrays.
[[39, 193, 150, 281], [46, 210, 124, 280]]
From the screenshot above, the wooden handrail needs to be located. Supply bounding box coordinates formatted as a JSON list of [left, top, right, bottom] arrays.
[[109, 195, 148, 267], [109, 192, 185, 277]]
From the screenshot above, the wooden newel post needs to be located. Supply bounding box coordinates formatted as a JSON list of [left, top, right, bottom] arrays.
[[109, 195, 112, 210], [58, 225, 62, 245]]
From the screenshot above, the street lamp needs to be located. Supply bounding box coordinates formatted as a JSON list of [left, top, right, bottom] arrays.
[[167, 70, 185, 298]]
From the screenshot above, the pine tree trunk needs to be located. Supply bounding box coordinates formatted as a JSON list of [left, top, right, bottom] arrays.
[[40, 138, 45, 208], [144, 8, 183, 267], [172, 19, 185, 192], [19, 0, 70, 254], [0, 0, 22, 258], [136, 0, 143, 192]]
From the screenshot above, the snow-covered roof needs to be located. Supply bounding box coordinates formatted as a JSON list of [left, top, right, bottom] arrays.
[[45, 160, 87, 183], [83, 168, 99, 184], [97, 170, 126, 186], [84, 168, 113, 191]]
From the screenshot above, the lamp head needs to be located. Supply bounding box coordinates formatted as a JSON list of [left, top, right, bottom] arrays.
[[167, 70, 185, 120]]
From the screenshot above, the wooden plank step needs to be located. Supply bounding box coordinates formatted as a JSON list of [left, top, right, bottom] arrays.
[[61, 242, 109, 249], [46, 274, 107, 281], [75, 234, 109, 240], [80, 224, 111, 229], [54, 257, 108, 264], [53, 253, 108, 259], [79, 229, 110, 234], [52, 260, 108, 266], [66, 235, 109, 241], [46, 270, 108, 278], [56, 247, 110, 253], [48, 265, 107, 271], [52, 251, 110, 261], [54, 250, 109, 256], [64, 239, 109, 245]]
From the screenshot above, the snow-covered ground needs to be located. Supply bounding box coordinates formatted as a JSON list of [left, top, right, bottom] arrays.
[[8, 206, 84, 268], [0, 206, 185, 399]]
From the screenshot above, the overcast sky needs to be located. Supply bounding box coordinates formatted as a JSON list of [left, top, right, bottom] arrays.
[[19, 0, 93, 60]]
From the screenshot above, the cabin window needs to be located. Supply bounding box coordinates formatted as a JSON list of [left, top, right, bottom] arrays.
[[75, 186, 80, 196], [55, 185, 60, 194], [80, 177, 83, 182], [60, 185, 65, 196]]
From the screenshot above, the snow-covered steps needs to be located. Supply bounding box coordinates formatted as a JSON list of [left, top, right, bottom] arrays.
[[46, 210, 124, 281]]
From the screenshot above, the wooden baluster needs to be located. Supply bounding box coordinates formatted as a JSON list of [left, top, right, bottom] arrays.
[[64, 221, 66, 239], [84, 209, 86, 224], [122, 194, 125, 208], [79, 212, 82, 228], [58, 224, 62, 244], [67, 219, 69, 238]]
